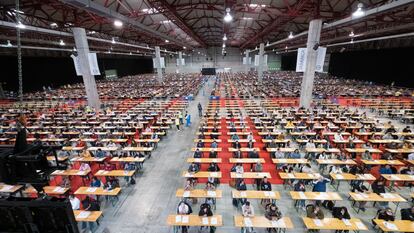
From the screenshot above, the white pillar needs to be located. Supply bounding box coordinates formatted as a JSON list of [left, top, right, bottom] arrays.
[[155, 46, 163, 83], [258, 43, 264, 82], [178, 51, 183, 73], [72, 27, 101, 110], [299, 19, 322, 109], [244, 49, 250, 73]]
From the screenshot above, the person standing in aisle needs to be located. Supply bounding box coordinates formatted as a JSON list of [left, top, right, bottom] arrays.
[[198, 103, 203, 117], [175, 117, 180, 131]]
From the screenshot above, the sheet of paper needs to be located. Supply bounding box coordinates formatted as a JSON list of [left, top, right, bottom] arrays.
[[182, 215, 189, 223], [391, 175, 400, 180], [236, 173, 242, 178], [298, 192, 307, 199], [384, 222, 398, 230], [77, 171, 85, 175], [360, 193, 369, 198], [272, 219, 285, 228], [194, 159, 201, 163], [353, 193, 362, 199], [313, 219, 323, 226], [77, 211, 90, 219], [318, 193, 328, 199], [381, 193, 394, 199], [264, 191, 270, 197], [0, 185, 13, 192], [244, 218, 253, 227], [342, 219, 351, 226], [279, 159, 287, 163], [210, 217, 217, 225], [53, 187, 63, 192], [211, 172, 218, 177], [287, 173, 295, 178], [240, 191, 247, 197], [335, 174, 343, 179], [268, 191, 276, 197], [86, 187, 97, 192], [202, 217, 209, 225], [183, 191, 190, 197], [175, 215, 182, 223], [207, 191, 216, 197], [355, 221, 366, 230]]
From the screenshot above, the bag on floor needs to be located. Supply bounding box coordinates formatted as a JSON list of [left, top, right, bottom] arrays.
[[130, 177, 136, 185], [322, 200, 335, 211], [232, 198, 238, 207]]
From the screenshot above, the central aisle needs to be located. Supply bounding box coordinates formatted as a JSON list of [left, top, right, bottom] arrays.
[[96, 78, 217, 232]]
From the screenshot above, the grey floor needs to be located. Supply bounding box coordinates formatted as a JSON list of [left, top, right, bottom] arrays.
[[93, 79, 413, 233]]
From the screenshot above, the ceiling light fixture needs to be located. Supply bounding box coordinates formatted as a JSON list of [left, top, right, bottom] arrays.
[[16, 22, 26, 29], [111, 37, 116, 44], [349, 31, 355, 37], [59, 39, 65, 46], [165, 39, 169, 43], [224, 8, 233, 23], [114, 19, 123, 27], [183, 46, 186, 49], [223, 34, 227, 41], [6, 40, 12, 47], [288, 31, 294, 39], [222, 43, 226, 48], [50, 22, 58, 28], [352, 3, 365, 18]]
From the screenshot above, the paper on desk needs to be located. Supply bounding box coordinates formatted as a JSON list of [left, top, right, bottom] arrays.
[[342, 219, 351, 226], [207, 191, 216, 197], [194, 158, 201, 163], [175, 215, 182, 223], [279, 159, 287, 163], [185, 172, 193, 177], [272, 219, 285, 228], [210, 217, 217, 225], [236, 173, 243, 178], [355, 221, 366, 230], [202, 217, 209, 225], [335, 174, 344, 179], [384, 222, 398, 230], [298, 192, 306, 199], [182, 216, 189, 223], [360, 193, 369, 198], [53, 187, 63, 192], [317, 193, 328, 199], [264, 191, 270, 197], [0, 185, 13, 192], [244, 218, 253, 227], [381, 193, 394, 199], [210, 172, 218, 177], [86, 187, 97, 192], [77, 171, 85, 175], [268, 191, 276, 197], [313, 219, 323, 226], [240, 191, 247, 197], [77, 211, 90, 219], [287, 173, 295, 178], [391, 175, 400, 180]]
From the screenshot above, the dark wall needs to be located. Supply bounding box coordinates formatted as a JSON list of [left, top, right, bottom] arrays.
[[281, 53, 297, 71], [329, 47, 414, 88], [0, 55, 153, 92]]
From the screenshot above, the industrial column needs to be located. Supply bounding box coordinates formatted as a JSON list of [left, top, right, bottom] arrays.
[[178, 51, 183, 73], [244, 49, 250, 73], [257, 43, 264, 82], [299, 19, 322, 108], [72, 27, 101, 110], [155, 46, 163, 83]]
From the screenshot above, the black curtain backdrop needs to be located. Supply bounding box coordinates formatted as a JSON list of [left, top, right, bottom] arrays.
[[329, 47, 414, 88], [281, 47, 414, 88], [281, 53, 297, 71], [0, 55, 153, 92]]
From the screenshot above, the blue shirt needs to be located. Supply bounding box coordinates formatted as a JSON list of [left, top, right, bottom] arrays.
[[313, 180, 329, 192], [379, 167, 392, 174], [90, 179, 101, 187]]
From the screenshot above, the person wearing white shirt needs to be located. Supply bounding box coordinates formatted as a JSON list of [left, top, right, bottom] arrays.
[[330, 165, 343, 174], [241, 201, 255, 233], [408, 152, 414, 161], [247, 133, 254, 141], [69, 194, 80, 210], [235, 164, 244, 174], [305, 140, 316, 149], [334, 132, 343, 141]]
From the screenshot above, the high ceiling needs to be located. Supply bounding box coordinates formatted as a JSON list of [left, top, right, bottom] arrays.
[[0, 0, 413, 53]]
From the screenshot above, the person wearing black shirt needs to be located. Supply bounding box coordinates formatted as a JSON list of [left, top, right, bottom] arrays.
[[209, 150, 217, 158], [233, 148, 242, 158], [232, 140, 241, 149], [196, 140, 205, 148], [236, 179, 247, 206], [198, 203, 215, 233], [372, 179, 388, 208], [332, 207, 350, 233], [260, 177, 272, 206], [194, 148, 202, 158], [401, 206, 414, 220]]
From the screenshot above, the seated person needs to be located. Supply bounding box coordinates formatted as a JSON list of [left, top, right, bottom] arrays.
[[196, 140, 205, 148], [232, 140, 241, 149], [198, 203, 215, 233], [265, 203, 282, 233], [401, 206, 414, 220], [194, 148, 202, 158], [242, 201, 255, 233]]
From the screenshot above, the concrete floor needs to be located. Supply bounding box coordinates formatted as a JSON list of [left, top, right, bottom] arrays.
[[93, 79, 413, 233]]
